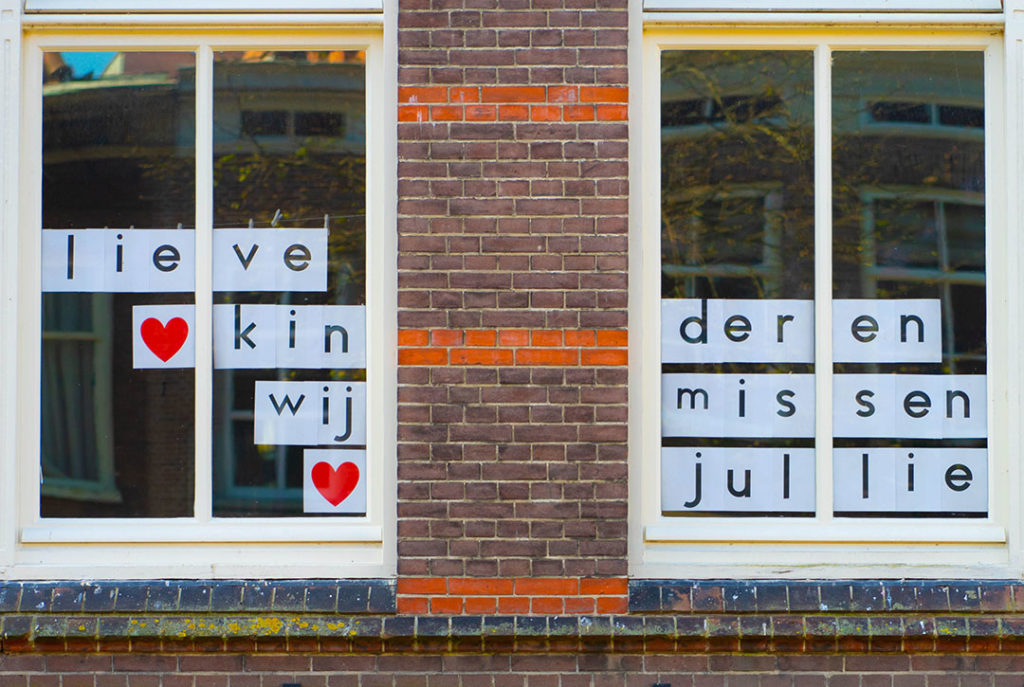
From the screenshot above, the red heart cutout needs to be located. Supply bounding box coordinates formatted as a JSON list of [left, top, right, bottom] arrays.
[[311, 461, 360, 506], [140, 317, 189, 362]]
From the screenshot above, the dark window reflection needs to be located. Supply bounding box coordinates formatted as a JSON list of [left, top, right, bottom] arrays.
[[832, 51, 985, 374], [41, 51, 196, 517], [661, 51, 814, 301], [660, 51, 816, 516], [241, 110, 287, 136], [869, 101, 931, 125], [211, 50, 366, 517]]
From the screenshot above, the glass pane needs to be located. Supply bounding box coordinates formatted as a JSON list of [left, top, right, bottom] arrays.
[[41, 51, 196, 517], [831, 51, 986, 518], [659, 51, 815, 518], [210, 50, 367, 517]]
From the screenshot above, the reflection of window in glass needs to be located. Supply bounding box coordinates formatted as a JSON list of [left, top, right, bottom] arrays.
[[660, 50, 815, 303], [213, 373, 303, 515], [41, 293, 118, 504], [860, 191, 985, 372], [657, 48, 988, 522], [211, 50, 367, 518], [662, 94, 783, 128], [867, 101, 984, 131], [39, 47, 370, 520], [662, 186, 785, 299], [41, 50, 196, 518], [239, 109, 346, 139], [832, 51, 986, 518], [659, 50, 815, 519]]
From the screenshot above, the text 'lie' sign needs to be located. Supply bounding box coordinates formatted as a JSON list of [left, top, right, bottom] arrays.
[[661, 446, 987, 515]]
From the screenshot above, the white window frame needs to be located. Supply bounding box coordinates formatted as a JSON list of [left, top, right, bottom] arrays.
[[0, 15, 397, 579], [644, 1, 1002, 12], [24, 0, 383, 12], [631, 23, 1022, 578]]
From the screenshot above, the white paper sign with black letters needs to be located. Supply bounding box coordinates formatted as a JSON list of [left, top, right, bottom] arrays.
[[212, 304, 365, 369], [833, 374, 986, 439], [131, 304, 365, 369], [833, 447, 987, 514], [44, 227, 329, 293], [661, 299, 814, 363], [660, 297, 943, 364], [43, 229, 195, 293], [303, 448, 367, 514], [661, 373, 815, 438], [253, 381, 366, 446], [661, 447, 815, 513], [832, 299, 941, 363], [212, 228, 328, 293]]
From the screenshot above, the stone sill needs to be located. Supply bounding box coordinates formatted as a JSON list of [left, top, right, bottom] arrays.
[[0, 580, 1019, 653], [0, 613, 1018, 653]]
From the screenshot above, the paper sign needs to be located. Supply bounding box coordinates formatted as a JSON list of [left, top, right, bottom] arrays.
[[833, 374, 986, 439], [661, 299, 814, 363], [132, 304, 196, 368], [43, 229, 195, 293], [661, 447, 815, 513], [131, 304, 366, 369], [213, 304, 365, 369], [660, 298, 943, 363], [253, 381, 366, 446], [303, 449, 367, 514], [212, 228, 328, 293], [833, 299, 941, 363], [833, 448, 987, 514], [43, 227, 329, 293], [661, 373, 815, 438]]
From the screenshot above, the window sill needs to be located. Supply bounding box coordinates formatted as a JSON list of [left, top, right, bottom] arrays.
[[21, 520, 382, 544], [645, 521, 1007, 544]]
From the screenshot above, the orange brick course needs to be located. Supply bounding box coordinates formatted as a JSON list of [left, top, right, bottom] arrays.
[[398, 85, 628, 123], [396, 577, 629, 615], [397, 329, 627, 366]]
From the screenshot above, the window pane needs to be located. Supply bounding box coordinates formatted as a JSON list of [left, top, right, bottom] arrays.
[[660, 51, 815, 517], [831, 51, 986, 518], [210, 50, 367, 517], [40, 51, 196, 517]]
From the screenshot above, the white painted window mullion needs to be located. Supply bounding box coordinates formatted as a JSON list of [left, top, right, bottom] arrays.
[[194, 43, 213, 523]]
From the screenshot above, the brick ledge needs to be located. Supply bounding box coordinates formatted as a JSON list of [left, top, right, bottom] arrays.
[[0, 613, 1019, 653]]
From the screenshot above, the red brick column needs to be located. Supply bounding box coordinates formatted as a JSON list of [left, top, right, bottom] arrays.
[[396, 0, 629, 607]]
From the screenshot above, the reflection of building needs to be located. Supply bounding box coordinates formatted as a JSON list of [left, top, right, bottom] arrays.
[[661, 50, 985, 368], [41, 51, 367, 517]]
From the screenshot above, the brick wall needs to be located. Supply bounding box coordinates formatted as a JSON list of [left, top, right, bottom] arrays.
[[6, 654, 1024, 687], [395, 0, 631, 603]]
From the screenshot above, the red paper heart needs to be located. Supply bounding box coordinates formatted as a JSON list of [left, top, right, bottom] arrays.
[[311, 461, 360, 506], [140, 317, 189, 362]]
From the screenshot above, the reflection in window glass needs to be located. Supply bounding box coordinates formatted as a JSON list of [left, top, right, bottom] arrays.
[[832, 51, 985, 372], [40, 51, 196, 517], [832, 51, 986, 517], [211, 50, 367, 517], [659, 51, 816, 518], [661, 51, 815, 300]]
